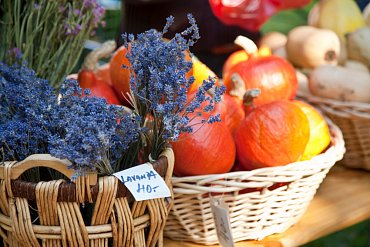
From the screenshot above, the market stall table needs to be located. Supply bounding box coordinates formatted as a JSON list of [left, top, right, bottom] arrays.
[[163, 166, 370, 246]]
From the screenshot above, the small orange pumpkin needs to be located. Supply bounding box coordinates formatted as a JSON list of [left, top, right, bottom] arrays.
[[213, 93, 244, 136], [171, 115, 236, 176], [223, 36, 298, 107], [77, 41, 120, 105], [234, 100, 310, 170], [109, 45, 131, 104]]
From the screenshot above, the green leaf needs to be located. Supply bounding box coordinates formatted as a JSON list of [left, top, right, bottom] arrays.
[[260, 0, 318, 35]]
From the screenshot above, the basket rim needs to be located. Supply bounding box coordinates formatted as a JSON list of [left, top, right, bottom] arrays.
[[170, 118, 345, 189], [0, 149, 173, 202], [297, 90, 370, 117]]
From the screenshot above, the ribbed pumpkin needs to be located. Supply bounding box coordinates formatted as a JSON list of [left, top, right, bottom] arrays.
[[171, 116, 235, 176], [234, 100, 310, 170]]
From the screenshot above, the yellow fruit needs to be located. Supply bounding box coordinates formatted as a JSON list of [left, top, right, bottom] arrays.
[[293, 100, 331, 161], [189, 56, 219, 93], [314, 0, 366, 42]]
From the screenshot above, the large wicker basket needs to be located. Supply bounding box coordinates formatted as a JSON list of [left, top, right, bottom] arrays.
[[297, 90, 370, 170], [164, 121, 345, 245], [0, 148, 174, 247]]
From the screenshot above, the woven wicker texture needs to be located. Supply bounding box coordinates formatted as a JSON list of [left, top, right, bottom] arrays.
[[164, 122, 345, 245], [0, 148, 174, 247], [297, 90, 370, 170]]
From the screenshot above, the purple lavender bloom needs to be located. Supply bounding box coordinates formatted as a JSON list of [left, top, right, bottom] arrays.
[[73, 9, 81, 16], [0, 62, 142, 176], [33, 3, 41, 10], [0, 62, 57, 161], [121, 14, 225, 157]]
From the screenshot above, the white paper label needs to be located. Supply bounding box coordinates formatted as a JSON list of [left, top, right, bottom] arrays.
[[113, 163, 171, 201], [211, 198, 235, 247]]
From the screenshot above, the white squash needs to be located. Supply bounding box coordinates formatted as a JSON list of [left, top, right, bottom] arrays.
[[308, 65, 370, 103], [344, 60, 369, 73]]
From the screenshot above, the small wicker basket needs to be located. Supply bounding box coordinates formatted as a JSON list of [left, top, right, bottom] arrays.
[[164, 121, 345, 245], [0, 148, 174, 247], [297, 90, 370, 170]]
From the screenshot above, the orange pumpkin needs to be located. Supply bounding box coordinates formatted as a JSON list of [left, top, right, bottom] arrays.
[[223, 36, 297, 107], [78, 70, 120, 105], [223, 55, 298, 107], [222, 50, 249, 79], [171, 116, 236, 176], [213, 93, 244, 136], [95, 63, 112, 86], [109, 45, 131, 104], [77, 41, 120, 105], [234, 100, 310, 170], [222, 45, 271, 79]]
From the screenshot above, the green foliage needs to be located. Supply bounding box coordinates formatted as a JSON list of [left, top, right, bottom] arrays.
[[260, 0, 318, 35], [303, 219, 370, 247], [0, 0, 105, 89]]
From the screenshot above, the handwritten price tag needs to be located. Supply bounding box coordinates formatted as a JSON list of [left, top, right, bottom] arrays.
[[211, 197, 235, 247], [113, 163, 171, 201]]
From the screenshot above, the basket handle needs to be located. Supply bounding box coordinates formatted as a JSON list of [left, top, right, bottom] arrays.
[[159, 148, 174, 185], [0, 154, 97, 185]]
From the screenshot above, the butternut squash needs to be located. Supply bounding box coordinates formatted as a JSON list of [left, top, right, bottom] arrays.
[[286, 26, 341, 69], [308, 65, 370, 103]]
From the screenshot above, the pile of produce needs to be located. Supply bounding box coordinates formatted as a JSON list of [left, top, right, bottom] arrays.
[[69, 4, 352, 178], [260, 0, 370, 103], [165, 36, 331, 176]]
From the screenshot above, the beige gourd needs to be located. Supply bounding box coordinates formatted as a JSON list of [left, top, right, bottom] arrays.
[[344, 60, 369, 73], [308, 65, 370, 103], [346, 27, 370, 68], [286, 26, 341, 69], [259, 32, 287, 53], [296, 69, 309, 95]]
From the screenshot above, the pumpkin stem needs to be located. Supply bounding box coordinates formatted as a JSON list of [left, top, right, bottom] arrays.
[[81, 40, 117, 71], [229, 73, 246, 99], [234, 35, 258, 56], [243, 88, 261, 107]]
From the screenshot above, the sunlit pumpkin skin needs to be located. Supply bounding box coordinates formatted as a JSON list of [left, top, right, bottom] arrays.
[[293, 100, 331, 160], [185, 91, 243, 135], [109, 45, 131, 104], [214, 93, 245, 136], [235, 100, 310, 169], [223, 55, 298, 106], [222, 46, 271, 80], [78, 70, 120, 105], [171, 118, 236, 176]]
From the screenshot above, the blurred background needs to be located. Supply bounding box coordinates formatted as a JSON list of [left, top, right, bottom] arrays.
[[79, 1, 370, 246]]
